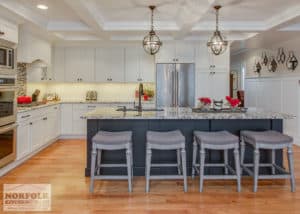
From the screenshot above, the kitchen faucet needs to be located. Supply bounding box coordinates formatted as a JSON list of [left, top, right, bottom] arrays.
[[137, 83, 143, 112]]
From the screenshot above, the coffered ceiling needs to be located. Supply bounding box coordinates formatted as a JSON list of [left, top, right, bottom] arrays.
[[0, 0, 300, 43]]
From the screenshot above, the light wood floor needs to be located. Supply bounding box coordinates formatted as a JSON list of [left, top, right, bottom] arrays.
[[1, 139, 300, 214]]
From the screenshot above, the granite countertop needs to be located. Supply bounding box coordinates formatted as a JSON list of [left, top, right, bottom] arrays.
[[85, 107, 295, 120]]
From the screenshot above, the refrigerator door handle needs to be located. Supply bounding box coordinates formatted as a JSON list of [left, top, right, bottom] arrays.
[[172, 70, 176, 107], [176, 70, 179, 106]]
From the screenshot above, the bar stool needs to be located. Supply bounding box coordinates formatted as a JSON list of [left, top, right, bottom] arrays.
[[90, 131, 133, 193], [192, 131, 241, 192], [145, 130, 187, 192], [240, 130, 295, 192]]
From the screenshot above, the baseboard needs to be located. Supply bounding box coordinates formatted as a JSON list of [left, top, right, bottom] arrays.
[[0, 137, 59, 177], [59, 135, 86, 139]]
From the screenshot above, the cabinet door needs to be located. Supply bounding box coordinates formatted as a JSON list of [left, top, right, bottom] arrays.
[[17, 121, 31, 160], [31, 117, 44, 151], [95, 47, 125, 82], [125, 47, 139, 82], [211, 72, 229, 101], [65, 47, 95, 82], [72, 104, 87, 136], [53, 47, 65, 82], [155, 42, 176, 63], [0, 19, 18, 43], [139, 49, 155, 82], [61, 104, 73, 135], [175, 41, 195, 63]]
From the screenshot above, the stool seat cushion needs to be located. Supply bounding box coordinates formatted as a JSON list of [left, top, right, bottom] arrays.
[[147, 130, 185, 145], [194, 131, 239, 145], [241, 130, 293, 144], [92, 131, 132, 144]]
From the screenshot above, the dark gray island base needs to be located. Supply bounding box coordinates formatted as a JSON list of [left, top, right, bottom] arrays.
[[85, 118, 284, 176]]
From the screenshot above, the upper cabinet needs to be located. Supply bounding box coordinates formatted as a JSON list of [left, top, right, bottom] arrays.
[[95, 47, 125, 83], [125, 46, 155, 82], [18, 27, 51, 64], [0, 18, 18, 44], [52, 47, 65, 82], [155, 41, 196, 63], [65, 47, 95, 82], [196, 42, 229, 71]]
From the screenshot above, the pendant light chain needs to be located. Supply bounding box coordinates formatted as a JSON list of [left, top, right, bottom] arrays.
[[151, 7, 154, 31], [216, 7, 219, 31]]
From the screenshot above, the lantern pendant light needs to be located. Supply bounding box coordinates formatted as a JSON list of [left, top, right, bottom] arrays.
[[143, 5, 162, 55], [207, 5, 228, 56]]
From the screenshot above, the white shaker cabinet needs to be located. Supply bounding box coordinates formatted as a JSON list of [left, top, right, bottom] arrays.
[[155, 41, 195, 63], [125, 46, 155, 82], [31, 116, 45, 151], [61, 104, 73, 135], [72, 104, 88, 136], [95, 47, 125, 82], [17, 120, 31, 160], [0, 18, 18, 44], [52, 47, 65, 82], [65, 47, 95, 82]]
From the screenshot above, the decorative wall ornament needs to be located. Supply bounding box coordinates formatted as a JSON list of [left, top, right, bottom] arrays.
[[276, 48, 286, 64], [286, 51, 298, 71], [268, 57, 277, 72], [262, 52, 268, 66]]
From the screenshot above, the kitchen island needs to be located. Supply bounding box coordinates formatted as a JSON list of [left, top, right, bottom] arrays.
[[85, 108, 293, 176]]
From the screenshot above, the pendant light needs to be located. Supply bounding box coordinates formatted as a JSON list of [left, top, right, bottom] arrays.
[[143, 6, 162, 55], [207, 5, 228, 56]]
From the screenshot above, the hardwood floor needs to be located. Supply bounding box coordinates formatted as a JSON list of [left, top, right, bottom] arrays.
[[1, 139, 300, 214]]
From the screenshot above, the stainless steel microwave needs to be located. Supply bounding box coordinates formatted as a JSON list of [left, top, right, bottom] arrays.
[[0, 46, 14, 70]]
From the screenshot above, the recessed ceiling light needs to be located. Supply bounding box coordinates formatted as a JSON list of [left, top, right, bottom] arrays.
[[37, 4, 48, 10]]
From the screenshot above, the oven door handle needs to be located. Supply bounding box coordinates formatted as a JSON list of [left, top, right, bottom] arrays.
[[0, 123, 17, 133]]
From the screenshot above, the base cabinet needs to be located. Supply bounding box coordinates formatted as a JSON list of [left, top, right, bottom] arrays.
[[17, 105, 60, 160]]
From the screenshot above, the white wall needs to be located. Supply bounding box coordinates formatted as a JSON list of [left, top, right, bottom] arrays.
[[232, 38, 300, 144]]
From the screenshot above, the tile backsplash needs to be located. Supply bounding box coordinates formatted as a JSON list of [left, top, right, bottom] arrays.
[[27, 82, 155, 102]]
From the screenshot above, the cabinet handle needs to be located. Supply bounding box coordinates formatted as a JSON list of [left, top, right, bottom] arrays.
[[0, 31, 4, 36], [88, 105, 96, 108], [54, 107, 58, 109], [30, 122, 33, 125], [21, 115, 31, 119], [43, 117, 47, 120]]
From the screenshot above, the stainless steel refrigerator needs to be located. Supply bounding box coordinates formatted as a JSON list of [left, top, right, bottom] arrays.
[[156, 63, 195, 107]]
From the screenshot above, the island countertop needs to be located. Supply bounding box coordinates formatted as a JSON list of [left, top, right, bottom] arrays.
[[85, 107, 294, 120]]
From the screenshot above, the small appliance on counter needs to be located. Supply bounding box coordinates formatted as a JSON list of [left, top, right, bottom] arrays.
[[86, 91, 97, 101], [44, 93, 60, 102]]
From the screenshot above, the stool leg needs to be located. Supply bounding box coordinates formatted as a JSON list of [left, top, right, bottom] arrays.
[[130, 145, 133, 181], [253, 148, 260, 192], [240, 138, 246, 174], [199, 147, 205, 192], [224, 149, 228, 175], [177, 149, 182, 175], [287, 145, 296, 192], [234, 148, 241, 192], [90, 147, 97, 193], [181, 148, 188, 192], [271, 149, 275, 175], [126, 148, 132, 192], [145, 148, 152, 193], [96, 149, 102, 175], [192, 140, 197, 179]]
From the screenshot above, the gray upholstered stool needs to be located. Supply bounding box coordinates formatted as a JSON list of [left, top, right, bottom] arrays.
[[240, 130, 295, 192], [192, 131, 241, 192], [90, 131, 133, 193], [145, 130, 187, 192]]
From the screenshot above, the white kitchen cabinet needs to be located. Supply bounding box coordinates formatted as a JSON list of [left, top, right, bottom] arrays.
[[72, 104, 87, 136], [125, 46, 155, 82], [52, 47, 65, 82], [18, 27, 51, 64], [16, 120, 31, 160], [155, 41, 195, 63], [95, 47, 125, 82], [31, 116, 45, 151], [196, 42, 229, 70], [65, 47, 95, 82], [61, 104, 73, 135], [0, 18, 18, 44], [196, 70, 229, 102]]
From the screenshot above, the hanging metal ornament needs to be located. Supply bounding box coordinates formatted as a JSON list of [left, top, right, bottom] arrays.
[[268, 56, 277, 72], [286, 51, 298, 71], [276, 48, 286, 64], [262, 52, 268, 66], [256, 61, 262, 74]]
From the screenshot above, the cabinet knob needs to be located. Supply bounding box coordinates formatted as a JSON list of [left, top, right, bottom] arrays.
[[0, 31, 4, 36], [30, 122, 33, 125]]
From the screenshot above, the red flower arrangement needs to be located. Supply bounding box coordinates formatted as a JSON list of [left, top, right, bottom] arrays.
[[226, 96, 240, 108], [198, 97, 212, 105]]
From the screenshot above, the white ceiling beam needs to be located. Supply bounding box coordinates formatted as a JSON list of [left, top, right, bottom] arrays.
[[63, 0, 108, 39]]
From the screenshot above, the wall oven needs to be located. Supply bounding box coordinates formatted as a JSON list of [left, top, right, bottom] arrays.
[[0, 123, 16, 168], [0, 46, 14, 70], [0, 75, 17, 127]]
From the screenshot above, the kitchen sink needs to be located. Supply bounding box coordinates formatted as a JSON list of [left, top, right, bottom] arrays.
[[116, 108, 164, 112]]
